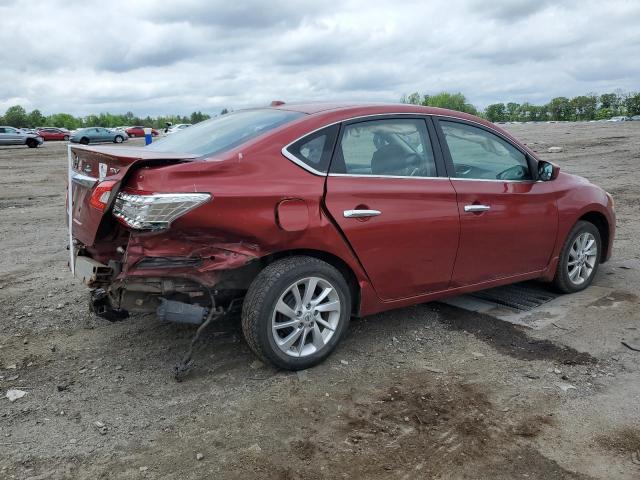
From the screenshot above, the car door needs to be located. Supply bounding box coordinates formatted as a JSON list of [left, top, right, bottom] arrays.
[[434, 118, 558, 287], [2, 127, 21, 144], [323, 116, 460, 301], [88, 128, 101, 142]]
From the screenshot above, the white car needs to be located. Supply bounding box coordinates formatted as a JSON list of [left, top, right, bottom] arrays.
[[166, 123, 192, 134], [607, 116, 629, 122]]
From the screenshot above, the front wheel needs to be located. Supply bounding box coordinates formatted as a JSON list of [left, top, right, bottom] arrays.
[[553, 221, 601, 293], [241, 256, 351, 370], [114, 135, 124, 143], [63, 135, 69, 141], [80, 137, 90, 145], [26, 139, 39, 148]]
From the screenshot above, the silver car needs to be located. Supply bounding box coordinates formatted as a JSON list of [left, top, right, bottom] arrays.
[[0, 126, 44, 148]]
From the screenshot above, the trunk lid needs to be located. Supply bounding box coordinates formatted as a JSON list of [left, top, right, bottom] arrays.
[[69, 145, 199, 246]]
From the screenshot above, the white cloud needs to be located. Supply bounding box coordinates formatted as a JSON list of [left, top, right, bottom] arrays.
[[0, 0, 638, 116]]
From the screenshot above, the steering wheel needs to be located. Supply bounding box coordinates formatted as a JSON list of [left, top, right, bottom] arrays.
[[403, 154, 425, 176], [455, 164, 472, 176], [496, 165, 528, 180]]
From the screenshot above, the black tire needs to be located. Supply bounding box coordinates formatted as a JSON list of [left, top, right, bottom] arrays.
[[114, 135, 124, 143], [80, 137, 90, 145], [241, 256, 351, 370], [63, 135, 69, 141], [553, 221, 601, 293], [26, 138, 38, 148]]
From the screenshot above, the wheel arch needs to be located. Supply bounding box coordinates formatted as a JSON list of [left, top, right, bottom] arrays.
[[578, 211, 610, 263], [261, 249, 361, 315]]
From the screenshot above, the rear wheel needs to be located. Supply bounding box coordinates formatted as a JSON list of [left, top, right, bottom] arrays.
[[80, 137, 90, 145], [26, 138, 38, 148], [241, 256, 351, 370], [63, 135, 69, 141], [553, 221, 601, 293]]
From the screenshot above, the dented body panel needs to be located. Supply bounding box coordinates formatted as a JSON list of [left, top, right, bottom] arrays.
[[69, 103, 616, 320]]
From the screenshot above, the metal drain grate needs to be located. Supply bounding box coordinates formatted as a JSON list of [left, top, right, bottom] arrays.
[[468, 282, 559, 312]]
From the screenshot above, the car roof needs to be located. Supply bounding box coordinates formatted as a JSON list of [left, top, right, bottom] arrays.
[[274, 101, 472, 118]]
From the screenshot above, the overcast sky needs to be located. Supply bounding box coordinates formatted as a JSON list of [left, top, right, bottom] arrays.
[[1, 0, 639, 116]]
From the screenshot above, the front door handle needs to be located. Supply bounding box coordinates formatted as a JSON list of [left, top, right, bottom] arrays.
[[464, 204, 491, 213], [343, 209, 382, 218]]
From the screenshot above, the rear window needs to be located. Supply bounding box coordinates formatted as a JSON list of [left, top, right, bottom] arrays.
[[146, 109, 305, 156]]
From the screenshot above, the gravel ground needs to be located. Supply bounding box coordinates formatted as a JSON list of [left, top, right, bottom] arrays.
[[0, 123, 639, 479]]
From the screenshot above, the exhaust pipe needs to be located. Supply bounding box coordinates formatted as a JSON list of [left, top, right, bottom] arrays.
[[156, 298, 207, 325]]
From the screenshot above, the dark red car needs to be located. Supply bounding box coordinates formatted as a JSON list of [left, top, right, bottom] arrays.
[[69, 103, 615, 370], [37, 128, 70, 141], [125, 126, 159, 138]]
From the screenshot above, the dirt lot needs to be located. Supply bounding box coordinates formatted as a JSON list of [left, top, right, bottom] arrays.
[[1, 123, 639, 479]]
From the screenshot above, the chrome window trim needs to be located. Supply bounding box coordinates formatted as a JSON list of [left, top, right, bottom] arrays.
[[329, 173, 448, 180], [281, 147, 328, 176], [450, 177, 536, 184], [281, 112, 535, 178]]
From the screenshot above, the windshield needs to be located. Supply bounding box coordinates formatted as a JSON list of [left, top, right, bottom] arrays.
[[146, 109, 305, 156]]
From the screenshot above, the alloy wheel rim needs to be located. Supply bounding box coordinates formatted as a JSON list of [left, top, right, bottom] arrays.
[[271, 276, 341, 358], [567, 232, 597, 285]]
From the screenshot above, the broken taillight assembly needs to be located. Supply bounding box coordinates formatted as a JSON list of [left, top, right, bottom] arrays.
[[112, 191, 211, 230], [89, 180, 118, 211]]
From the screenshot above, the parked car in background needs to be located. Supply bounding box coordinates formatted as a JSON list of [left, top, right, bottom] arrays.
[[37, 127, 70, 141], [166, 123, 192, 134], [70, 127, 128, 145], [69, 103, 615, 370], [0, 126, 43, 147], [630, 115, 640, 121], [125, 126, 159, 138], [607, 116, 629, 122]]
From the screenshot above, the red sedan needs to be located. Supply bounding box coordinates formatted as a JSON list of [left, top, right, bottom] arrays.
[[37, 128, 70, 141], [125, 126, 159, 138], [69, 103, 615, 370]]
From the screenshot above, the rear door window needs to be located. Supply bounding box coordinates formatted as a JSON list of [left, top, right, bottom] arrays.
[[330, 118, 437, 177]]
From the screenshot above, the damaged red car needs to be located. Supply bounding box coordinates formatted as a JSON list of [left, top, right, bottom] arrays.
[[69, 103, 615, 370]]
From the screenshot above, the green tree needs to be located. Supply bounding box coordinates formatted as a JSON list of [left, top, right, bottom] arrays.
[[484, 103, 507, 122], [624, 92, 640, 116], [548, 97, 572, 121], [189, 111, 210, 124], [506, 102, 520, 121], [402, 92, 424, 105], [46, 113, 82, 130], [27, 109, 46, 128], [220, 108, 229, 115], [599, 93, 621, 114], [4, 105, 28, 127], [425, 92, 478, 115], [570, 95, 597, 121]]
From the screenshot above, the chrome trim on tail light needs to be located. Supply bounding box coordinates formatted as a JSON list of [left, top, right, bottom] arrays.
[[113, 192, 211, 230]]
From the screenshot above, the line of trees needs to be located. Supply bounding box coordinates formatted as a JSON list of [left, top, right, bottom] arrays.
[[402, 91, 640, 122], [3, 90, 639, 130], [0, 106, 230, 130]]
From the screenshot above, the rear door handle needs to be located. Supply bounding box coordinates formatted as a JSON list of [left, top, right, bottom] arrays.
[[464, 204, 491, 212], [343, 209, 382, 218]]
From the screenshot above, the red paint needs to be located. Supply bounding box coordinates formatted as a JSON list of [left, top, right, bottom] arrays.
[[276, 199, 309, 232], [70, 103, 616, 317], [37, 128, 69, 140], [125, 126, 159, 137]]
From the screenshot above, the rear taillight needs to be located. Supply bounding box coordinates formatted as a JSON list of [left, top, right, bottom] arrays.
[[112, 192, 211, 230], [89, 180, 118, 211]]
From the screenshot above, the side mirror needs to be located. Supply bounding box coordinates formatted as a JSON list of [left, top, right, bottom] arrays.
[[538, 161, 560, 181]]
